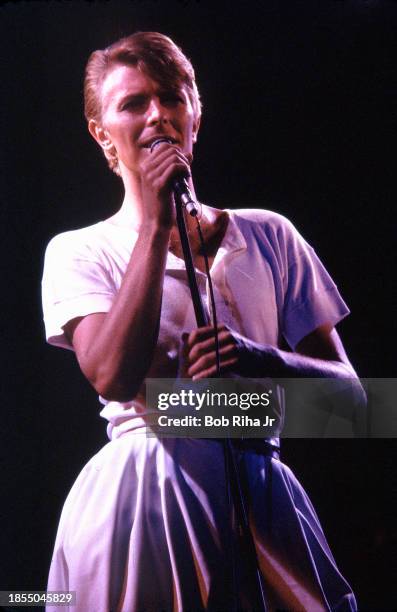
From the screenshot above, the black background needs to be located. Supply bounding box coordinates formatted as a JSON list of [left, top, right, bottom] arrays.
[[1, 1, 397, 610]]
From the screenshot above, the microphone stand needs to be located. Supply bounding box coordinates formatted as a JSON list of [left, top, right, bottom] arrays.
[[174, 195, 267, 611]]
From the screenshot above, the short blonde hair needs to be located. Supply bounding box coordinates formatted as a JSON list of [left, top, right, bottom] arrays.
[[84, 31, 202, 174]]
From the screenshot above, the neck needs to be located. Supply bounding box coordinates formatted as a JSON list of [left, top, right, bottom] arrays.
[[116, 170, 144, 229], [112, 168, 200, 232]]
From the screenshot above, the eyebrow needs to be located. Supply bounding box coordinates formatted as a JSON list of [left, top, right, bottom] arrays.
[[117, 87, 185, 107], [117, 92, 147, 107], [159, 86, 185, 96]]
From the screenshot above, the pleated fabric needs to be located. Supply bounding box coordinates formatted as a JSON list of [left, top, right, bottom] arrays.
[[47, 434, 356, 612]]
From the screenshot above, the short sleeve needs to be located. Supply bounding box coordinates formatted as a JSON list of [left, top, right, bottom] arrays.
[[41, 232, 116, 350], [279, 219, 350, 349]]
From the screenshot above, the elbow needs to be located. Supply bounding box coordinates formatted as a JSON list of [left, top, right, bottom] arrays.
[[336, 362, 367, 409], [87, 365, 142, 403], [338, 361, 358, 379], [78, 350, 149, 403], [94, 379, 141, 403]]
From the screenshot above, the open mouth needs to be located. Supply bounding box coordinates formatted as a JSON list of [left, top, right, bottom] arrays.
[[142, 136, 177, 149]]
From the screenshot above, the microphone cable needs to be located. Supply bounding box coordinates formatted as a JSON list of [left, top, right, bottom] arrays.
[[194, 213, 221, 376], [193, 210, 239, 608], [192, 209, 267, 611]]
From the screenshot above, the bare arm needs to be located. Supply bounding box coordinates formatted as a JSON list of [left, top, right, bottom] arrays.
[[184, 323, 358, 380], [64, 143, 191, 401], [182, 323, 366, 429], [65, 224, 170, 401]]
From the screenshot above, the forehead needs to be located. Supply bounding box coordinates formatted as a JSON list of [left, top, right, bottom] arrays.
[[102, 65, 148, 99], [100, 64, 187, 112]]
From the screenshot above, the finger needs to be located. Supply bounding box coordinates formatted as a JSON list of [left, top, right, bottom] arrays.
[[187, 324, 229, 349], [177, 332, 191, 378], [145, 162, 191, 199], [144, 150, 191, 179], [149, 141, 193, 165], [188, 330, 236, 363], [153, 163, 191, 193], [187, 344, 238, 377], [191, 357, 239, 381], [145, 143, 191, 168]]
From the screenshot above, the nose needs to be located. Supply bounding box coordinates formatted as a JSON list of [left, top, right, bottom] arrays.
[[147, 97, 168, 126]]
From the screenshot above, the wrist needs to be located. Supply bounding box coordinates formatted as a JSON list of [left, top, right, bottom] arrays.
[[234, 336, 265, 377], [139, 221, 173, 240]]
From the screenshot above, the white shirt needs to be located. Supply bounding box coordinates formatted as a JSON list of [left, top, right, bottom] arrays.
[[42, 207, 349, 440]]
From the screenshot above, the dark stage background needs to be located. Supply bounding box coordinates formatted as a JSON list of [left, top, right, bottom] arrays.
[[2, 1, 396, 610]]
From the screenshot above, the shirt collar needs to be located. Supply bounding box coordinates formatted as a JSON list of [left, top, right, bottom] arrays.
[[165, 209, 247, 272]]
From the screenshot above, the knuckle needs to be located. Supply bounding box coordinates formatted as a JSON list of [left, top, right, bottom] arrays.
[[189, 329, 199, 344], [230, 344, 239, 357], [151, 179, 161, 192], [189, 345, 201, 362], [199, 354, 211, 370]]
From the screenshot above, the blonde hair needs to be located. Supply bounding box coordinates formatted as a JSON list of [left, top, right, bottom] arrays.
[[84, 31, 202, 175]]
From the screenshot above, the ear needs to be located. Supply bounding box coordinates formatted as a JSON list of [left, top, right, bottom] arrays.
[[88, 119, 114, 153], [192, 115, 201, 144]]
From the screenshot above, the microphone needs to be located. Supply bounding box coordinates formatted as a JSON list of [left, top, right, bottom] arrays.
[[150, 137, 199, 216]]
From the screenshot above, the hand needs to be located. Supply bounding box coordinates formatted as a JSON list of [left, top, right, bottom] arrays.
[[182, 324, 266, 380], [140, 142, 192, 228]]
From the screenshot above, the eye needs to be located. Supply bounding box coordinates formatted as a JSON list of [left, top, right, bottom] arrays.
[[160, 92, 184, 106], [121, 96, 147, 111]]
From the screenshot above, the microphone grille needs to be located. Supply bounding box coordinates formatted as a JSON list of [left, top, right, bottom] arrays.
[[150, 137, 173, 154]]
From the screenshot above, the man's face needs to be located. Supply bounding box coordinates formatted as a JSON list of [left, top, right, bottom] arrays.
[[92, 64, 199, 176]]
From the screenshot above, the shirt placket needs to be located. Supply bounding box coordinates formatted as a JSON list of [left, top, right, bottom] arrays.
[[206, 251, 239, 331]]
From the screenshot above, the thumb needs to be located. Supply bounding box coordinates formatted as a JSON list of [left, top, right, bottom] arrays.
[[178, 332, 190, 378]]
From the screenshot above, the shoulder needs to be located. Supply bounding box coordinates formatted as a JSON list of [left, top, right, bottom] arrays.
[[43, 220, 125, 269], [227, 207, 306, 252], [45, 221, 108, 257], [228, 207, 299, 235]]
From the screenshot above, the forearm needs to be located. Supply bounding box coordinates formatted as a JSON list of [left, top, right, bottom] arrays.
[[236, 340, 366, 409], [79, 223, 170, 401], [242, 343, 355, 379], [186, 325, 358, 380]]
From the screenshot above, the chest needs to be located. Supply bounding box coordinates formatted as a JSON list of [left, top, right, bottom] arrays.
[[169, 211, 230, 273], [191, 250, 216, 274], [103, 222, 281, 345], [169, 228, 223, 274]]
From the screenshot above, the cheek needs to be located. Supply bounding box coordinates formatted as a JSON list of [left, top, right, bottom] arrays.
[[184, 123, 196, 145], [103, 112, 139, 141], [178, 113, 192, 133]]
